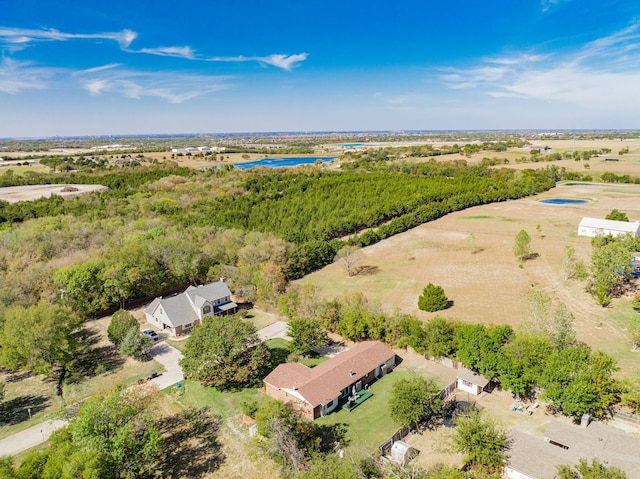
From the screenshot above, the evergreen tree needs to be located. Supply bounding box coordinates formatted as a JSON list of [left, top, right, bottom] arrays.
[[418, 284, 448, 312]]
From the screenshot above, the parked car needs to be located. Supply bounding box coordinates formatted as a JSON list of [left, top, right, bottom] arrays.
[[142, 328, 159, 341]]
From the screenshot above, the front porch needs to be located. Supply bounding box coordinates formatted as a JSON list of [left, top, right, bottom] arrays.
[[342, 390, 374, 412]]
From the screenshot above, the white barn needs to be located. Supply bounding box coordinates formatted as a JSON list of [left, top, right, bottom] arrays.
[[577, 217, 640, 238]]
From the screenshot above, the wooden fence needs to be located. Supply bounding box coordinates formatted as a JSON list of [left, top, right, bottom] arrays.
[[439, 381, 458, 400], [379, 426, 411, 456], [378, 380, 459, 456]]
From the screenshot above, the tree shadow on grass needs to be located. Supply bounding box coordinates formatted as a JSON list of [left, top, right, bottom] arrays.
[[267, 346, 291, 372], [64, 329, 125, 385], [313, 422, 350, 453], [0, 394, 50, 426], [353, 265, 379, 276], [155, 407, 225, 478]]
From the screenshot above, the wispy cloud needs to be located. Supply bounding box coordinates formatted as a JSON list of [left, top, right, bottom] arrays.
[[136, 46, 196, 60], [0, 57, 233, 102], [0, 27, 136, 48], [207, 52, 309, 71], [76, 66, 234, 103], [0, 26, 308, 71], [541, 0, 574, 13], [258, 53, 308, 71], [439, 23, 640, 108], [0, 57, 54, 93]]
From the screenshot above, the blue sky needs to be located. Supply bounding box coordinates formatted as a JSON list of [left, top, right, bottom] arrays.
[[2, 0, 640, 137]]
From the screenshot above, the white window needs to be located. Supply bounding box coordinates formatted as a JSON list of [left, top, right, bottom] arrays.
[[203, 305, 212, 315]]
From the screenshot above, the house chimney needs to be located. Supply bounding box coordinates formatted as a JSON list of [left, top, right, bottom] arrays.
[[581, 413, 590, 428], [220, 276, 225, 283]]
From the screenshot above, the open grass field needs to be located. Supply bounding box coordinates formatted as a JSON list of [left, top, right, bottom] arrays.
[[297, 182, 640, 378]]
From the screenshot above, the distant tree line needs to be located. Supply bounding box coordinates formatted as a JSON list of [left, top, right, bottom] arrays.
[[0, 162, 556, 323]]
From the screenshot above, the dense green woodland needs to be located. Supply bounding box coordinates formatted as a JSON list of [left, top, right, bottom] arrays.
[[0, 161, 559, 318]]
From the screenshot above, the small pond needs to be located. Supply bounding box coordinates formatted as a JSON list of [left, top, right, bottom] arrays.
[[234, 157, 335, 170], [539, 198, 589, 205]]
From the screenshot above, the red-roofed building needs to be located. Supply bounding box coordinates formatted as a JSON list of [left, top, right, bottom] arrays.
[[263, 341, 398, 420]]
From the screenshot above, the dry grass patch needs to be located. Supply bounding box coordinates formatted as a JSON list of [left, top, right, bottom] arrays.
[[297, 183, 640, 378]]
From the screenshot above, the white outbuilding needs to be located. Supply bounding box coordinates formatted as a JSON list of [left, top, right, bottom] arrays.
[[457, 368, 489, 396], [577, 217, 640, 238], [390, 441, 417, 465]]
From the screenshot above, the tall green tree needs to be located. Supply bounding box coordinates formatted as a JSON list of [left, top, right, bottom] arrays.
[[287, 317, 330, 356], [0, 302, 82, 377], [455, 323, 513, 380], [389, 376, 443, 428], [72, 387, 163, 479], [498, 333, 553, 397], [539, 345, 619, 418], [452, 409, 507, 474], [254, 398, 314, 476], [605, 209, 629, 222], [180, 315, 271, 388], [422, 316, 457, 358], [588, 239, 634, 306], [119, 327, 154, 359], [107, 309, 139, 346], [513, 229, 532, 261]]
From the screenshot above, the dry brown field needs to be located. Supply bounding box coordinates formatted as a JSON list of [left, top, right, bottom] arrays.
[[0, 184, 109, 203], [297, 182, 640, 377]]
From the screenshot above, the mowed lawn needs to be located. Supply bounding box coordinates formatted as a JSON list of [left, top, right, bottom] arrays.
[[315, 369, 414, 457]]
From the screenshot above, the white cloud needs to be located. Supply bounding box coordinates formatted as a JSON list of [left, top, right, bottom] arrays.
[[0, 57, 53, 93], [0, 26, 308, 72], [257, 53, 308, 71], [84, 78, 111, 95], [0, 54, 233, 103], [0, 27, 137, 48], [137, 46, 196, 60], [439, 23, 640, 110], [485, 54, 547, 65], [77, 64, 121, 75], [208, 52, 309, 70], [76, 65, 234, 103]]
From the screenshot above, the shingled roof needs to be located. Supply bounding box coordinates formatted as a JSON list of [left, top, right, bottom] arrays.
[[508, 420, 640, 479], [457, 368, 489, 388], [264, 341, 396, 407]]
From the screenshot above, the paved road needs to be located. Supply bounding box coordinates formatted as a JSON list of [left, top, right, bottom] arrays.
[[257, 321, 291, 341], [0, 419, 69, 457]]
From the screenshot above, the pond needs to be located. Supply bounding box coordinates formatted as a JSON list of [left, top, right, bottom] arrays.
[[539, 198, 589, 205], [234, 157, 335, 170]]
